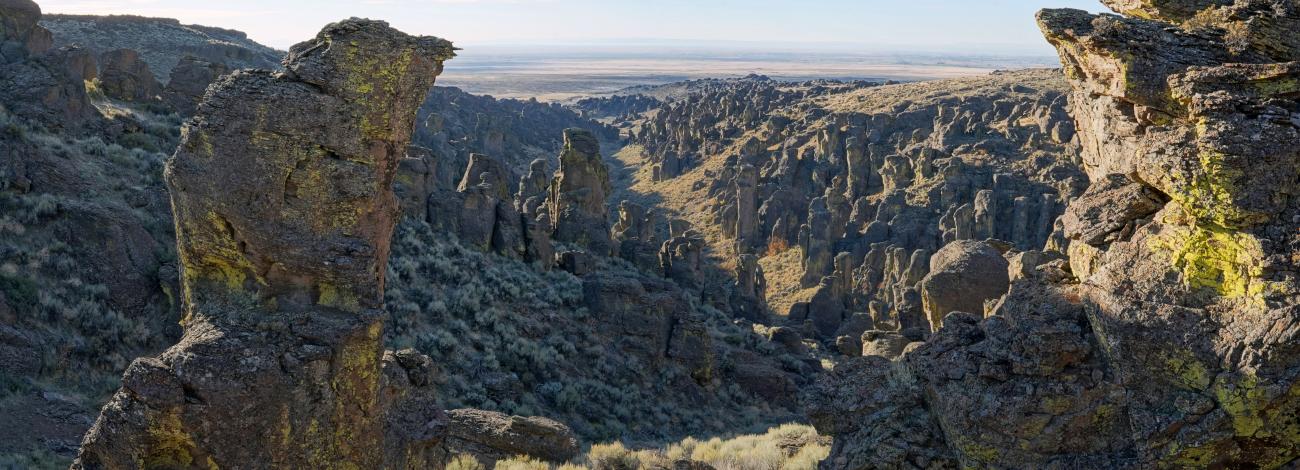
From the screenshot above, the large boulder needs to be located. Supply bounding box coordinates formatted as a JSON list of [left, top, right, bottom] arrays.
[[443, 409, 580, 466], [918, 240, 1009, 331], [73, 19, 457, 469]]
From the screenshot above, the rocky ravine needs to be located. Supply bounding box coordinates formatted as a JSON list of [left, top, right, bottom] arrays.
[[1, 2, 802, 464], [803, 1, 1300, 468], [70, 19, 588, 469], [594, 69, 1086, 348]]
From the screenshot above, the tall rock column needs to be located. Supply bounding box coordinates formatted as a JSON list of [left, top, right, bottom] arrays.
[[73, 19, 456, 470], [1039, 1, 1300, 466], [548, 128, 614, 255]]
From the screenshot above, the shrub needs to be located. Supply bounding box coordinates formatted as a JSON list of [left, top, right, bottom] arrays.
[[587, 442, 639, 470], [0, 272, 39, 313], [495, 455, 552, 470], [583, 425, 830, 470], [446, 454, 485, 470]]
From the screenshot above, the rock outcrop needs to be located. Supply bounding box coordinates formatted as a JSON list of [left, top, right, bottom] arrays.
[[1035, 1, 1300, 466], [443, 409, 580, 466], [548, 128, 613, 255], [41, 13, 282, 83], [605, 71, 1086, 334], [813, 1, 1300, 468], [0, 0, 96, 128], [162, 55, 231, 115], [97, 48, 162, 102], [73, 19, 458, 469], [917, 240, 1010, 330]]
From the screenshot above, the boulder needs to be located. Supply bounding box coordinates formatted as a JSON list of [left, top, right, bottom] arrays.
[[162, 55, 231, 115], [859, 330, 910, 359], [443, 409, 579, 466], [918, 240, 1009, 331]]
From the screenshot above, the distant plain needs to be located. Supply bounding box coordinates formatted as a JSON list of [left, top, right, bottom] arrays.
[[436, 46, 1062, 101]]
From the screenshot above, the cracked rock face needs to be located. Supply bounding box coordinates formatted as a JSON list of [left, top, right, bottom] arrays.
[[1039, 2, 1300, 466], [72, 19, 456, 470], [813, 2, 1300, 468]]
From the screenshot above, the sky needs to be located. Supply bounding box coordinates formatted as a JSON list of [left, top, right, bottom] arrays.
[[40, 0, 1105, 55]]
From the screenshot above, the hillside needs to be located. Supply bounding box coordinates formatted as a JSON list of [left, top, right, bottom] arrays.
[[40, 14, 282, 82]]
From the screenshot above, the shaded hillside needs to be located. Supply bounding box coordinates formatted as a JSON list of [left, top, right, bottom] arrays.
[[40, 14, 281, 82]]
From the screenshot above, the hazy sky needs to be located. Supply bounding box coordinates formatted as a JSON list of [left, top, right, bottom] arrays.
[[40, 0, 1105, 54]]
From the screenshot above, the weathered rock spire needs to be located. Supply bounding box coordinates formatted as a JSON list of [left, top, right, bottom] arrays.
[[73, 19, 456, 469], [547, 128, 614, 255]]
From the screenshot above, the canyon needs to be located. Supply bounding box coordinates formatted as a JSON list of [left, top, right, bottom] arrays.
[[1, 0, 1299, 468]]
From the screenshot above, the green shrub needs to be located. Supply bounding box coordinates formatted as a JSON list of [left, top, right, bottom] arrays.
[[0, 272, 39, 313]]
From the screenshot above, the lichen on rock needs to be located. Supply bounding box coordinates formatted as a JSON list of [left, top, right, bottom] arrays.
[[1035, 0, 1300, 466], [73, 18, 459, 469]]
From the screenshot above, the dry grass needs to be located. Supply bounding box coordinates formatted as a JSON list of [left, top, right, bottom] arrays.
[[758, 248, 817, 316], [569, 424, 829, 470]]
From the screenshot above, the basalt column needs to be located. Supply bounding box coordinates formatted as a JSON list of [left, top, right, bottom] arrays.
[[73, 19, 456, 470]]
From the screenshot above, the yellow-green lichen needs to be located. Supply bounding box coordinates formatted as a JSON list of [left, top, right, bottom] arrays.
[[1042, 396, 1074, 415], [1171, 148, 1264, 229], [956, 437, 1000, 465], [317, 282, 361, 312], [182, 127, 216, 157], [345, 44, 416, 142], [141, 408, 208, 469], [1163, 349, 1212, 391], [1149, 223, 1266, 302], [328, 322, 383, 467], [1214, 373, 1267, 437], [1166, 374, 1300, 467], [176, 211, 263, 311]]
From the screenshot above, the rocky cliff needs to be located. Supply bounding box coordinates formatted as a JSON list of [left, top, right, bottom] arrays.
[[73, 19, 459, 469], [805, 1, 1300, 468]]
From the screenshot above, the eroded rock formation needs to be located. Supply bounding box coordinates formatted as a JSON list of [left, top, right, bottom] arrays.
[[812, 1, 1300, 468], [1037, 1, 1300, 465], [0, 0, 95, 128], [97, 48, 161, 102], [604, 71, 1086, 336], [73, 19, 458, 469], [548, 128, 614, 255]]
